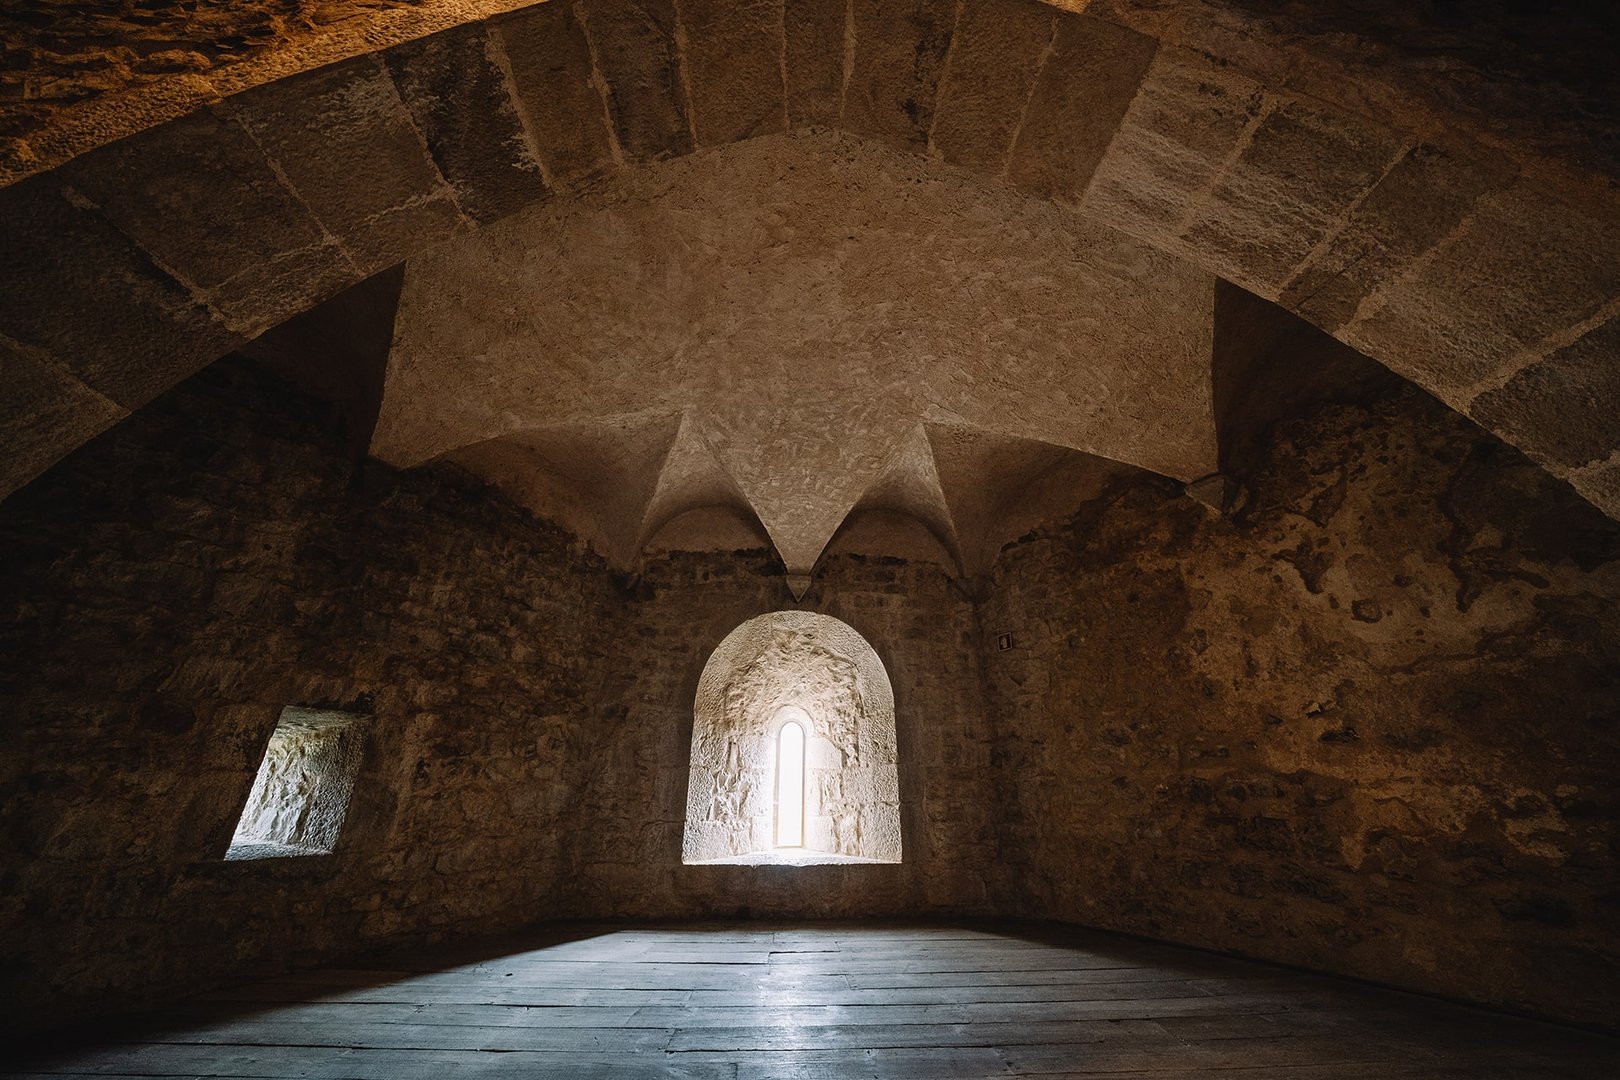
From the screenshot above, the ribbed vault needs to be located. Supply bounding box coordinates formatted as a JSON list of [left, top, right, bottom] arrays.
[[2, 0, 1617, 548], [377, 130, 1215, 582]]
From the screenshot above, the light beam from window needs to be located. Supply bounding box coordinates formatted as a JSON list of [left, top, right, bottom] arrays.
[[775, 720, 805, 848]]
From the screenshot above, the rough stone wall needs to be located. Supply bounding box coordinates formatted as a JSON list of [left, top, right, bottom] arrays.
[[981, 386, 1620, 1028], [565, 550, 997, 917], [0, 1, 428, 150], [0, 356, 619, 1027]]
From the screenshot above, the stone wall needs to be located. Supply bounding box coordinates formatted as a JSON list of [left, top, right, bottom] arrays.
[[0, 354, 1001, 1027], [4, 334, 1618, 1032], [981, 386, 1620, 1028], [0, 356, 621, 1027], [563, 548, 997, 918]]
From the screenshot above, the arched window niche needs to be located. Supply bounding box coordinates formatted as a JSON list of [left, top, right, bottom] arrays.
[[682, 611, 902, 866]]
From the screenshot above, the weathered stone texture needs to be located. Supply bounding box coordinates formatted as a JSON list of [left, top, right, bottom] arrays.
[[58, 107, 354, 332], [563, 549, 998, 917], [782, 0, 845, 127], [1081, 46, 1265, 247], [841, 0, 956, 151], [0, 353, 1001, 1025], [0, 338, 127, 497], [677, 0, 787, 147], [1341, 171, 1620, 399], [0, 356, 620, 1026], [982, 386, 1620, 1029], [927, 0, 1054, 174], [0, 173, 242, 410], [492, 3, 622, 185], [1004, 12, 1155, 202], [1278, 140, 1516, 333], [578, 0, 694, 161], [220, 56, 468, 276], [1470, 314, 1620, 472], [0, 1, 410, 149], [382, 24, 549, 223], [1179, 99, 1406, 296], [683, 611, 902, 862]]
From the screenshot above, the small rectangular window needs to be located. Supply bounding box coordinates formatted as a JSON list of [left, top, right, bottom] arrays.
[[226, 707, 365, 860]]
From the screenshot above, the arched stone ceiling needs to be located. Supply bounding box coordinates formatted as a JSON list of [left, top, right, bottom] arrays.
[[1, 0, 1617, 531], [378, 130, 1215, 579]]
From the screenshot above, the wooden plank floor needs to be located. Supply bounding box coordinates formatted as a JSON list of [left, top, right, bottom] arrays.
[[6, 922, 1618, 1078]]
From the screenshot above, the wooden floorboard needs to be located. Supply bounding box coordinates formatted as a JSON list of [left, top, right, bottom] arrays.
[[5, 922, 1617, 1078]]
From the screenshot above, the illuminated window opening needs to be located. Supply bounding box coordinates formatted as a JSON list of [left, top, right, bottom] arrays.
[[682, 610, 901, 866], [775, 718, 805, 848], [226, 706, 364, 860]]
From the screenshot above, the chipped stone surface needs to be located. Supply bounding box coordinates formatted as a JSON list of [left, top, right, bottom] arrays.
[[229, 708, 366, 857], [841, 0, 955, 151], [928, 0, 1054, 174], [219, 56, 469, 276], [983, 386, 1620, 1029], [677, 0, 787, 147], [1005, 11, 1155, 202], [492, 2, 623, 186], [578, 0, 693, 161], [382, 23, 549, 223]]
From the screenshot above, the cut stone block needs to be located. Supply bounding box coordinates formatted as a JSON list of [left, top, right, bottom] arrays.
[[0, 338, 127, 500], [929, 0, 1055, 174], [1342, 170, 1620, 396], [784, 0, 846, 127], [1470, 314, 1620, 471], [1005, 11, 1155, 202], [843, 0, 957, 151], [0, 172, 243, 405], [679, 0, 787, 146], [1082, 46, 1265, 249], [579, 0, 694, 161], [1180, 99, 1406, 296], [493, 2, 622, 186], [1280, 140, 1516, 333], [383, 23, 549, 225], [220, 56, 467, 277], [1569, 455, 1620, 523], [58, 108, 353, 333]]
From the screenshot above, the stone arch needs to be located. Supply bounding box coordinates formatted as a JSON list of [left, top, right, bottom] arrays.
[[682, 610, 902, 865], [2, 0, 1616, 516]]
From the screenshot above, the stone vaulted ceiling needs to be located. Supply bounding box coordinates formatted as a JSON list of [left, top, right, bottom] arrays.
[[375, 131, 1216, 582], [2, 0, 1619, 583]]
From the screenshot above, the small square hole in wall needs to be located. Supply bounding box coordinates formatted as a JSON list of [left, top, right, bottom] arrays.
[[996, 632, 1015, 651], [225, 707, 365, 860]]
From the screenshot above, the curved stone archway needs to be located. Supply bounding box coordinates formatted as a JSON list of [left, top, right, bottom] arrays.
[[1, 0, 1617, 518], [682, 610, 902, 865]]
